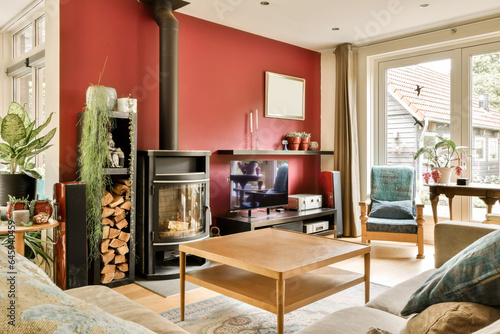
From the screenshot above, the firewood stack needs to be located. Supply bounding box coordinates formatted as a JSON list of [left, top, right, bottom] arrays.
[[100, 178, 132, 284]]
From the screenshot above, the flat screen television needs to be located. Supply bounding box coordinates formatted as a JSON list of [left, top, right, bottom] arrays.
[[229, 160, 288, 213]]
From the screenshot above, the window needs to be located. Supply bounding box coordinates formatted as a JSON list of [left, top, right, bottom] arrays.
[[488, 138, 498, 161], [36, 15, 45, 45], [475, 138, 486, 161], [13, 24, 32, 58]]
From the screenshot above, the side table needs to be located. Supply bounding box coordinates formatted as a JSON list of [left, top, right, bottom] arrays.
[[0, 219, 59, 256]]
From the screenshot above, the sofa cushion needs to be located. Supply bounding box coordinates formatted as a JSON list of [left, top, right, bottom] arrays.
[[401, 229, 500, 315], [473, 319, 500, 334], [365, 269, 434, 316], [366, 217, 418, 234], [402, 302, 500, 334], [369, 200, 413, 219], [294, 306, 407, 334], [0, 244, 155, 333], [66, 285, 188, 334]]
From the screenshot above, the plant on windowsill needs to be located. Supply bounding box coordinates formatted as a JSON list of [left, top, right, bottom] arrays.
[[413, 136, 473, 184], [0, 102, 56, 204]]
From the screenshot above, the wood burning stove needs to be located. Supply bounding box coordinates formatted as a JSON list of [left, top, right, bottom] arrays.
[[136, 150, 211, 279]]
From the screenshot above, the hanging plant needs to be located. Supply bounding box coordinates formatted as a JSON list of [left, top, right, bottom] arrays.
[[128, 112, 136, 244], [77, 57, 116, 260]]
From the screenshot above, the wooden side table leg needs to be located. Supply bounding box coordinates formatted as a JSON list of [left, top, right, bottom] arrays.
[[364, 252, 371, 303], [430, 192, 439, 224], [479, 197, 498, 214], [276, 278, 285, 334], [445, 195, 455, 220], [179, 251, 186, 321], [14, 232, 25, 257]]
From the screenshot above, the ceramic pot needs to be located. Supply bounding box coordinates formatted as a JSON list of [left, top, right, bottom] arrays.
[[6, 202, 28, 220], [434, 167, 454, 184], [287, 137, 301, 150], [32, 201, 53, 218], [86, 85, 117, 111], [309, 141, 319, 151], [300, 137, 311, 150]]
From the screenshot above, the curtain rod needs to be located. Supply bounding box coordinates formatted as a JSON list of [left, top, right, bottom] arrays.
[[352, 14, 500, 50]]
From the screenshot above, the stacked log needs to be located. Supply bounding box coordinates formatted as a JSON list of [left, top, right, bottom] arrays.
[[100, 178, 131, 284]]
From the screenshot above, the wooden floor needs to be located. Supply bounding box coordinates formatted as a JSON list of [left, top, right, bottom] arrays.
[[113, 238, 435, 314]]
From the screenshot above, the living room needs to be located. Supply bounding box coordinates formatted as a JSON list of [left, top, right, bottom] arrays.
[[1, 0, 500, 333]]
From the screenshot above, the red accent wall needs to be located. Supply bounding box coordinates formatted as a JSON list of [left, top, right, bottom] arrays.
[[60, 0, 321, 219]]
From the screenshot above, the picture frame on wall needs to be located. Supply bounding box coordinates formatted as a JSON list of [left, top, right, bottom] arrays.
[[265, 71, 305, 120]]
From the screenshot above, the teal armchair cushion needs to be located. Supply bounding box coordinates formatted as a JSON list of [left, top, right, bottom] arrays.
[[369, 199, 413, 219], [366, 217, 418, 234], [371, 166, 415, 202], [401, 229, 500, 315]]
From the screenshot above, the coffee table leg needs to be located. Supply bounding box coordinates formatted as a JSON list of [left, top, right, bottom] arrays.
[[276, 278, 285, 334], [180, 251, 186, 321], [364, 252, 371, 303]]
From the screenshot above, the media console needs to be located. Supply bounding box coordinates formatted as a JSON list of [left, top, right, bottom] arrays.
[[216, 207, 337, 237]]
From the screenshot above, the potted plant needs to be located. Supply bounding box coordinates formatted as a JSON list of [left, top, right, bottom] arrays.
[[413, 136, 472, 184], [0, 102, 56, 204], [6, 195, 29, 219], [300, 132, 311, 150], [286, 132, 302, 150]]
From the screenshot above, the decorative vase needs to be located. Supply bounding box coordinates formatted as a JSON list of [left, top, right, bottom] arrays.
[[300, 137, 311, 150], [32, 200, 53, 218], [244, 161, 259, 175], [434, 167, 454, 184], [86, 85, 117, 111], [287, 137, 301, 150], [309, 141, 319, 151]]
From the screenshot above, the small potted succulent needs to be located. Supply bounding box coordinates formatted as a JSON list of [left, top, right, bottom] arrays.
[[285, 132, 302, 150], [300, 132, 311, 150]]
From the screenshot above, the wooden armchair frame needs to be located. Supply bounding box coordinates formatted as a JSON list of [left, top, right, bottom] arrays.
[[360, 201, 425, 259]]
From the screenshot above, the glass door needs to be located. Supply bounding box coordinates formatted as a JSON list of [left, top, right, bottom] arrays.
[[464, 44, 500, 221], [379, 52, 456, 220]]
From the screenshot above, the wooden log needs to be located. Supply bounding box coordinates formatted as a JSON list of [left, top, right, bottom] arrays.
[[116, 244, 129, 255], [117, 263, 129, 272], [112, 183, 131, 199], [114, 211, 126, 223], [119, 200, 131, 211], [109, 239, 126, 248], [102, 191, 114, 206], [113, 206, 125, 217], [113, 254, 127, 264], [102, 217, 114, 226], [115, 178, 131, 187], [109, 194, 125, 208], [100, 273, 114, 284], [115, 219, 128, 230], [101, 207, 115, 218], [114, 270, 126, 280], [101, 264, 116, 274], [102, 225, 110, 239], [101, 250, 115, 265], [108, 228, 120, 239], [118, 231, 130, 242], [100, 239, 110, 253]]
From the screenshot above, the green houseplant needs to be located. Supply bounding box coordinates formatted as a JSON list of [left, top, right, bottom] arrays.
[[286, 131, 302, 150], [413, 136, 472, 183], [300, 132, 311, 150], [0, 102, 56, 204]]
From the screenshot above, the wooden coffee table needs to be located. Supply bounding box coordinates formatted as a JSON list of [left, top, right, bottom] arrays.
[[179, 228, 371, 334]]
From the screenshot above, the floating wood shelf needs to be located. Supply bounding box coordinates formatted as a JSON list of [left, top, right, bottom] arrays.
[[217, 150, 334, 156]]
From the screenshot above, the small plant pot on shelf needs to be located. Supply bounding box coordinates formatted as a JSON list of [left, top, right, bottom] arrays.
[[300, 137, 311, 150], [287, 137, 301, 150]]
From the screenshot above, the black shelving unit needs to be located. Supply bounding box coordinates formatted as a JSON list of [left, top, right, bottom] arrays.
[[77, 111, 137, 288], [218, 150, 334, 155]]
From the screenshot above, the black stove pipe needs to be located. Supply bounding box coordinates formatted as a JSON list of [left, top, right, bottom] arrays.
[[153, 0, 179, 150]]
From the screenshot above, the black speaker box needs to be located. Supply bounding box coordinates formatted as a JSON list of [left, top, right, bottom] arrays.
[[54, 182, 88, 290]]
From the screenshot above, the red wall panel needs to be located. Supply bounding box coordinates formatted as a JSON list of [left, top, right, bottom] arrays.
[[60, 0, 321, 218]]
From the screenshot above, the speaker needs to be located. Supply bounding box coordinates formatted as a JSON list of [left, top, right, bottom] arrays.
[[318, 171, 343, 236], [54, 182, 87, 290]]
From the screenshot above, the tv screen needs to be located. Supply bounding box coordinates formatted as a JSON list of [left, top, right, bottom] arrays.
[[229, 160, 288, 212]]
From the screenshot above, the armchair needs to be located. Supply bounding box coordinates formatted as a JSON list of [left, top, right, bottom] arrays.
[[360, 166, 425, 259]]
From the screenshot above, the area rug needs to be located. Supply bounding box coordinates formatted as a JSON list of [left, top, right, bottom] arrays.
[[161, 283, 388, 333]]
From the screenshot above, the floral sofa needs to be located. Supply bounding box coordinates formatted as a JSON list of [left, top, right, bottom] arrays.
[[297, 220, 500, 334], [0, 243, 187, 333]]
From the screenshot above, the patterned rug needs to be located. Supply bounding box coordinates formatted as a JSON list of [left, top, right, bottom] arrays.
[[160, 283, 388, 333]]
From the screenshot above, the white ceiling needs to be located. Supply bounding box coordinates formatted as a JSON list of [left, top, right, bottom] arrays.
[[0, 0, 33, 30], [177, 0, 500, 51], [2, 0, 500, 51]]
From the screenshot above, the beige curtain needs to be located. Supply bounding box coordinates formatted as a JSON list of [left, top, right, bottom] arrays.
[[334, 43, 361, 237]]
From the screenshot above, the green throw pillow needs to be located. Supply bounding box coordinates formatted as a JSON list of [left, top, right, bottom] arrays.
[[369, 199, 413, 219], [401, 229, 500, 316]]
